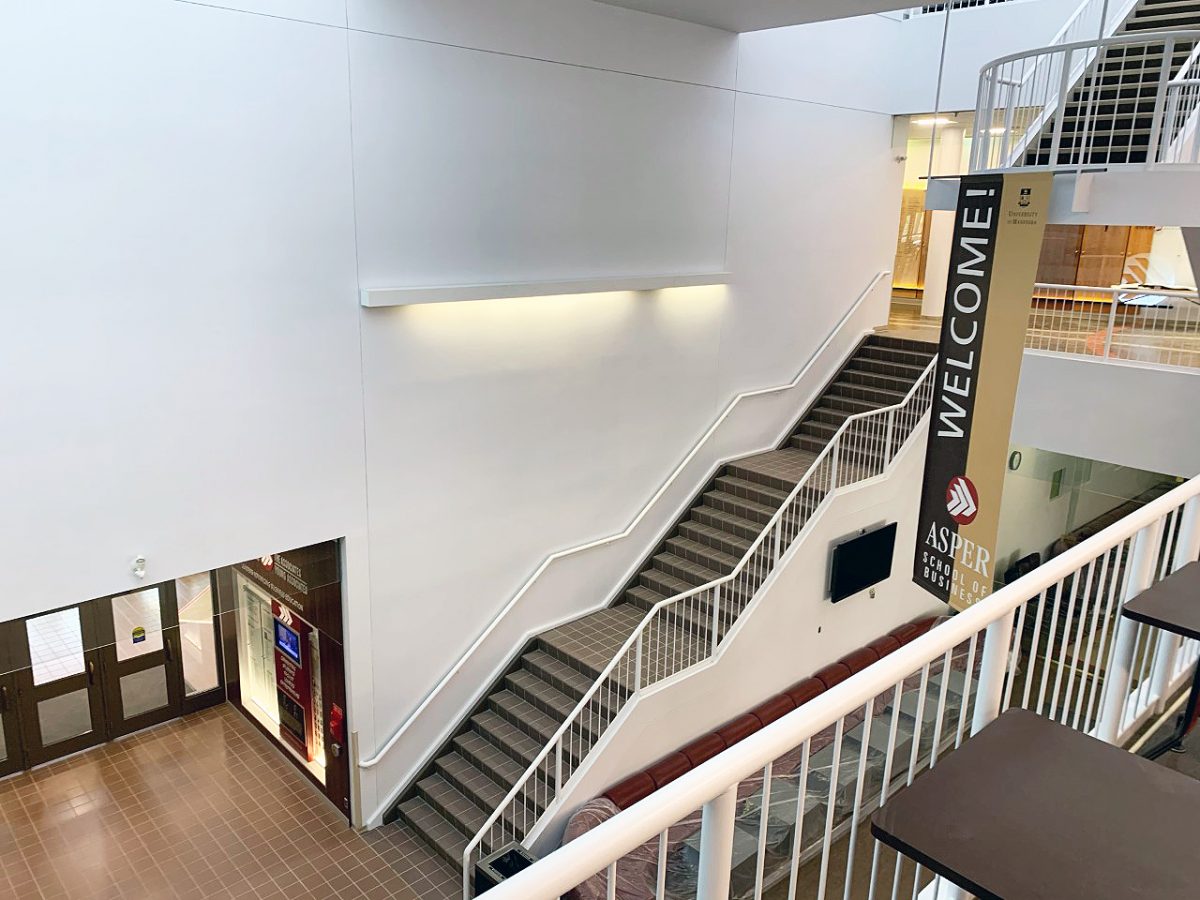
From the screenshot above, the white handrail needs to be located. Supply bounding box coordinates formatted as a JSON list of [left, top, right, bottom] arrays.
[[357, 272, 891, 771], [462, 357, 938, 895], [481, 474, 1200, 900]]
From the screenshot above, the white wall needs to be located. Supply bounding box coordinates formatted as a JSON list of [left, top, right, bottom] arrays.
[[0, 0, 365, 616], [1013, 352, 1200, 479], [535, 418, 944, 849], [6, 0, 1026, 823]]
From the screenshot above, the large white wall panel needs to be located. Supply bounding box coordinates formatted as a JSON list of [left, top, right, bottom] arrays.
[[178, 0, 348, 27], [0, 0, 364, 617], [349, 0, 737, 88], [720, 92, 904, 394], [349, 29, 735, 287]]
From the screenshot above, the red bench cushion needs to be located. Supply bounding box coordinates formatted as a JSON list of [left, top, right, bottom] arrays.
[[785, 677, 825, 708], [838, 647, 879, 673], [750, 694, 796, 727], [680, 733, 726, 768], [867, 635, 901, 658], [645, 752, 691, 789], [814, 662, 852, 689], [715, 713, 761, 747], [604, 771, 655, 809]]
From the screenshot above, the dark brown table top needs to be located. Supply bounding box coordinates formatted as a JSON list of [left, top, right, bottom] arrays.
[[1122, 561, 1200, 640], [870, 708, 1200, 900]]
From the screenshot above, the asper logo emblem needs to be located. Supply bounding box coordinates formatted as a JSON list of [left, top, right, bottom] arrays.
[[946, 475, 979, 526]]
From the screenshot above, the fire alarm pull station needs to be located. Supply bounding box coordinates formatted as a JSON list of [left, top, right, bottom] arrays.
[[272, 600, 318, 762]]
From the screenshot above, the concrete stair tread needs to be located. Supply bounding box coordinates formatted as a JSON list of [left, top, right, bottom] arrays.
[[435, 752, 510, 812], [688, 504, 763, 541], [641, 565, 703, 597], [702, 489, 776, 523], [727, 447, 816, 489], [714, 473, 790, 506], [676, 520, 753, 557], [417, 773, 488, 841]]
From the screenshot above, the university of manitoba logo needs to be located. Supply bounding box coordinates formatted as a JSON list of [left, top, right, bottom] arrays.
[[260, 554, 274, 570], [1018, 187, 1032, 208], [946, 475, 979, 526]]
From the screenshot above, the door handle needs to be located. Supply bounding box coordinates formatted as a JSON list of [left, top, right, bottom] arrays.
[[87, 660, 96, 685], [163, 636, 172, 662], [0, 685, 8, 713]]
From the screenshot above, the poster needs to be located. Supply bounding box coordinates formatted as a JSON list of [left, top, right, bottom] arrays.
[[914, 171, 1053, 610]]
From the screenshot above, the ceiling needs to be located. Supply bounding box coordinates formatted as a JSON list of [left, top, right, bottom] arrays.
[[593, 0, 920, 33]]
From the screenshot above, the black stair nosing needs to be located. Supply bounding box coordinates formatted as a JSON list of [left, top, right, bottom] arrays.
[[856, 344, 936, 367], [687, 505, 763, 542], [640, 564, 707, 597], [664, 534, 741, 573], [701, 489, 776, 525], [452, 730, 529, 788], [434, 752, 511, 814], [723, 459, 796, 493], [470, 709, 546, 768], [713, 473, 790, 507], [504, 668, 580, 722], [850, 357, 928, 379], [841, 367, 921, 391], [488, 689, 569, 746], [397, 796, 471, 869], [521, 648, 594, 702], [675, 519, 753, 557]]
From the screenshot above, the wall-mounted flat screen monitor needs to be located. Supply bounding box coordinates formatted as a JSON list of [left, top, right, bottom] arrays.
[[829, 522, 898, 603], [274, 620, 302, 665]]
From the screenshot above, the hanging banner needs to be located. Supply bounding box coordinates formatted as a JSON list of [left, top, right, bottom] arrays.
[[914, 171, 1052, 610]]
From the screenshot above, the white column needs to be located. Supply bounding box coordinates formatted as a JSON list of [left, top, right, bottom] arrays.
[[696, 786, 738, 900], [921, 126, 965, 319]]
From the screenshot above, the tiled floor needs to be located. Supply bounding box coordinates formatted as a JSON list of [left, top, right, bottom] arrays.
[[0, 705, 459, 900]]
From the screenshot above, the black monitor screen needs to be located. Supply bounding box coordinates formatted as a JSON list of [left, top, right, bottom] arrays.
[[274, 620, 302, 665], [829, 523, 897, 603]]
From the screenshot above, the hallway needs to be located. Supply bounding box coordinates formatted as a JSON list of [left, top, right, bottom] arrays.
[[0, 706, 458, 900]]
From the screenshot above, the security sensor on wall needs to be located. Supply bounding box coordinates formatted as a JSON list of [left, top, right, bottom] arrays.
[[131, 555, 147, 579]]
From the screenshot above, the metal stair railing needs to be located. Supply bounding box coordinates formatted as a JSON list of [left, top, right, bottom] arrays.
[[460, 358, 938, 897], [480, 475, 1200, 900]]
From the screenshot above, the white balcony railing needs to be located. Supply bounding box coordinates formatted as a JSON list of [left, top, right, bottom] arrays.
[[1026, 282, 1200, 370], [972, 28, 1200, 172], [462, 359, 939, 897], [483, 474, 1200, 900]]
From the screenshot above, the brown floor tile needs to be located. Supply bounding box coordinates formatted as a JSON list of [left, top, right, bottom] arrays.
[[0, 705, 458, 899]]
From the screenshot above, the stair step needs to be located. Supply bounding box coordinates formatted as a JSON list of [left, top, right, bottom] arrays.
[[841, 368, 919, 392], [640, 565, 704, 598], [651, 551, 724, 588], [434, 752, 510, 813], [866, 334, 936, 354], [397, 797, 469, 869], [664, 535, 741, 573], [521, 649, 593, 702], [452, 730, 528, 789], [713, 474, 789, 508], [676, 519, 752, 558], [488, 689, 566, 746], [701, 489, 776, 525], [624, 583, 668, 614], [687, 505, 763, 542], [417, 774, 488, 844], [850, 357, 927, 379], [505, 668, 579, 721], [808, 406, 854, 428], [798, 420, 839, 440], [856, 345, 935, 367], [470, 709, 545, 768], [821, 394, 889, 416], [826, 381, 907, 406]]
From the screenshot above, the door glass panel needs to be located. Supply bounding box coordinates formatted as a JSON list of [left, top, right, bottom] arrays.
[[37, 689, 92, 745], [113, 588, 163, 661], [176, 573, 219, 696], [120, 667, 168, 719], [26, 608, 85, 685]]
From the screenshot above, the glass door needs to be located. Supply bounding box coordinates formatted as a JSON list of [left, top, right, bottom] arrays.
[[94, 585, 184, 738], [13, 605, 106, 766], [0, 671, 20, 778]]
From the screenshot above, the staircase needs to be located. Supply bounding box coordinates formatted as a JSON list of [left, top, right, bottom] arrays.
[[387, 333, 936, 875], [1024, 0, 1200, 166]]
